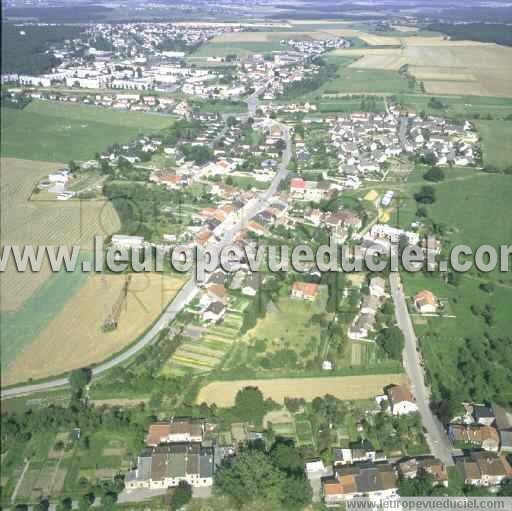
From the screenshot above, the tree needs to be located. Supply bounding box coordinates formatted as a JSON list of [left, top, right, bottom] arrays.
[[79, 493, 95, 510], [171, 480, 192, 510], [414, 185, 436, 204], [270, 438, 304, 475], [399, 470, 435, 496], [57, 497, 72, 511], [216, 448, 285, 508], [69, 367, 92, 395], [376, 326, 405, 360], [423, 167, 445, 182], [280, 475, 313, 509], [234, 386, 267, 425]]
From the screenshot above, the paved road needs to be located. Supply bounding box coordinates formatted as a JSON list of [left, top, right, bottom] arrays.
[[389, 271, 455, 466], [1, 125, 291, 399]]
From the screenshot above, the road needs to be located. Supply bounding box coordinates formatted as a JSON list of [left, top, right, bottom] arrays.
[[1, 124, 291, 399], [389, 271, 456, 466]]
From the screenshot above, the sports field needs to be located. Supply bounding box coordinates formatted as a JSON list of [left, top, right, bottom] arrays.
[[1, 100, 173, 161], [2, 273, 186, 385]]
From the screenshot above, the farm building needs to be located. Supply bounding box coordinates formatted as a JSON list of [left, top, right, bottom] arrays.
[[414, 290, 438, 314]]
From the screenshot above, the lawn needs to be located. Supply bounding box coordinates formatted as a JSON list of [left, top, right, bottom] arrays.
[[475, 120, 512, 169], [390, 168, 512, 285], [190, 41, 283, 59], [24, 100, 175, 130], [394, 94, 512, 120], [401, 271, 512, 401], [320, 67, 411, 96], [1, 101, 171, 161]]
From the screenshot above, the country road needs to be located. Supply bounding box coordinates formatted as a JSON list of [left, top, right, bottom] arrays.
[[389, 271, 457, 466], [1, 119, 291, 399]]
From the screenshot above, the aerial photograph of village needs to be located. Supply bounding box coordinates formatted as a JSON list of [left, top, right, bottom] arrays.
[[0, 0, 511, 509]]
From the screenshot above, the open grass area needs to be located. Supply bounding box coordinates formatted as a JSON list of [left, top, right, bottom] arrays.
[[475, 120, 512, 169], [1, 101, 172, 161], [316, 67, 410, 98], [24, 100, 175, 129], [394, 94, 512, 120], [189, 41, 283, 60], [391, 169, 512, 285], [402, 271, 512, 401]]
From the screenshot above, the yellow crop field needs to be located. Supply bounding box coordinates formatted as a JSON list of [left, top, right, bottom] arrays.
[[332, 39, 512, 97], [196, 373, 407, 406], [0, 158, 120, 311], [2, 272, 186, 385]]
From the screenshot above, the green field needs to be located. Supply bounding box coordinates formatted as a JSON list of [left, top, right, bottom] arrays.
[[0, 252, 92, 373], [318, 97, 386, 113], [190, 41, 283, 60], [475, 120, 512, 169], [389, 166, 512, 403], [402, 271, 512, 402], [394, 93, 512, 120], [1, 101, 173, 161]]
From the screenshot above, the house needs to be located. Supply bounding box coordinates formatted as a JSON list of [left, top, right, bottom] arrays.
[[414, 290, 438, 314], [386, 385, 418, 416], [369, 276, 386, 298], [125, 442, 214, 490], [472, 405, 495, 426], [291, 281, 319, 301], [398, 457, 448, 487], [361, 295, 379, 315], [333, 441, 385, 466], [349, 313, 375, 340], [203, 301, 225, 324], [241, 273, 261, 297], [456, 451, 512, 487], [305, 459, 325, 476], [323, 462, 398, 505], [493, 404, 512, 453], [111, 234, 145, 250], [146, 420, 203, 446], [449, 424, 500, 452]]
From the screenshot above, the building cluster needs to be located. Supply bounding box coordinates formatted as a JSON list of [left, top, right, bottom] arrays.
[[329, 110, 403, 188], [126, 419, 225, 490], [406, 116, 478, 166], [348, 276, 387, 341]]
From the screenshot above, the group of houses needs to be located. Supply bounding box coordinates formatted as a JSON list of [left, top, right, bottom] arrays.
[[348, 276, 386, 341]]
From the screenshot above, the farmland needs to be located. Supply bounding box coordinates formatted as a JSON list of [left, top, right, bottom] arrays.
[[2, 272, 186, 386], [196, 373, 407, 406], [475, 120, 512, 169], [1, 100, 173, 161], [0, 157, 120, 312], [331, 37, 512, 97]]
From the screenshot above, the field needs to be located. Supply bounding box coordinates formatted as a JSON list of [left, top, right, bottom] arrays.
[[391, 169, 512, 280], [196, 373, 407, 406], [475, 120, 512, 169], [190, 41, 284, 60], [2, 273, 186, 386], [1, 100, 173, 161], [0, 158, 120, 312], [331, 38, 512, 97], [393, 94, 512, 119]]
